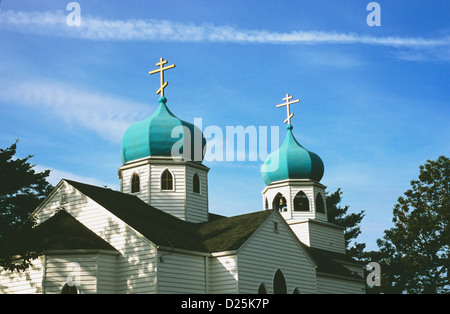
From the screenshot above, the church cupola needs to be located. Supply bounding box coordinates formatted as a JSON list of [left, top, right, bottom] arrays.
[[118, 58, 209, 223], [261, 124, 324, 185], [261, 93, 327, 222], [121, 96, 206, 164]]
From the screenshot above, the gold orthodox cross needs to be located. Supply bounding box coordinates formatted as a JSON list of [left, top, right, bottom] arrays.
[[149, 57, 176, 97], [277, 93, 300, 125]]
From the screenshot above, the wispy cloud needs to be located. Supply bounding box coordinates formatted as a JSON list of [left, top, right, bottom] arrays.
[[1, 9, 449, 48], [0, 79, 149, 143]]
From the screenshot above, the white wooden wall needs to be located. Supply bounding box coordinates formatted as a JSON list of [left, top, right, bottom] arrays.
[[308, 222, 346, 254], [289, 220, 346, 254], [120, 164, 149, 203], [237, 212, 317, 294], [262, 181, 327, 222], [119, 159, 209, 223], [149, 164, 186, 220], [34, 181, 158, 294], [0, 257, 44, 294], [44, 254, 98, 294], [156, 251, 207, 294], [209, 254, 238, 294], [185, 165, 209, 223]]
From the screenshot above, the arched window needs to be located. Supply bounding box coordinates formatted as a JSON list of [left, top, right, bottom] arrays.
[[257, 283, 267, 294], [272, 193, 287, 212], [193, 173, 200, 194], [61, 283, 78, 294], [293, 287, 301, 294], [131, 172, 140, 193], [293, 191, 310, 211], [273, 269, 287, 294], [161, 169, 173, 191], [264, 198, 269, 210], [315, 193, 325, 213]]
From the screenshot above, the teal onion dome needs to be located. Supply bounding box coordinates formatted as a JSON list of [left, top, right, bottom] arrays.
[[261, 125, 324, 185], [121, 97, 206, 164]]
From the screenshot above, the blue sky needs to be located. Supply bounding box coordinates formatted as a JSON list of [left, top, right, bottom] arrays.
[[1, 1, 449, 251]]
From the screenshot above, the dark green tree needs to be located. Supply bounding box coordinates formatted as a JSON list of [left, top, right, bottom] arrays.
[[375, 156, 449, 294], [0, 140, 53, 271], [326, 188, 366, 259]]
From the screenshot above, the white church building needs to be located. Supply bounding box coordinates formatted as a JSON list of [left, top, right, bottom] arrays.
[[0, 59, 365, 294]]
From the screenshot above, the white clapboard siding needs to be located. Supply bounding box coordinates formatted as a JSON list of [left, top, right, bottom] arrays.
[[121, 164, 150, 203], [33, 180, 158, 294], [156, 252, 207, 294], [0, 257, 44, 294], [288, 221, 311, 246], [150, 164, 186, 220], [316, 274, 365, 294], [44, 254, 97, 294], [237, 213, 317, 294], [209, 254, 238, 294], [308, 221, 346, 254], [263, 185, 290, 211], [96, 254, 118, 294], [289, 220, 346, 254], [185, 165, 208, 223]]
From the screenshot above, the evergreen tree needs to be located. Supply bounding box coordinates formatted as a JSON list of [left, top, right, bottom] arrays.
[[326, 188, 366, 259], [0, 140, 53, 271], [375, 156, 449, 293]]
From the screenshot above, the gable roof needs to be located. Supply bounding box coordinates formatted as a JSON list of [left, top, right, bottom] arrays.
[[65, 180, 208, 252], [61, 180, 273, 254], [197, 210, 275, 252], [32, 210, 117, 252], [304, 246, 364, 281], [40, 180, 363, 282]]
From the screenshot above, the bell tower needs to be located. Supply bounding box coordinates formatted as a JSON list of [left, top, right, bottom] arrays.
[[118, 58, 209, 223], [260, 93, 346, 254], [261, 93, 327, 221]]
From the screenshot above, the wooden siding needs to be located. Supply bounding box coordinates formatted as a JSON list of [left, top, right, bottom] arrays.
[[0, 257, 43, 294], [44, 254, 97, 294], [96, 254, 118, 294], [288, 221, 311, 246], [209, 254, 238, 294], [34, 181, 158, 294], [185, 166, 208, 223], [120, 164, 150, 203], [237, 213, 317, 294], [308, 222, 346, 254], [156, 252, 206, 294], [119, 159, 209, 223], [262, 182, 327, 222], [289, 220, 346, 254], [150, 164, 186, 220]]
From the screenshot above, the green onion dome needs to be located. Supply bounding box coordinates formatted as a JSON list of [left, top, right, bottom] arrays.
[[121, 97, 206, 164], [261, 125, 324, 185]]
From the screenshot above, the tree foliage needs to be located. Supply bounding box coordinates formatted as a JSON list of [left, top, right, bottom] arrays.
[[0, 140, 53, 271], [326, 188, 366, 259], [375, 156, 449, 294]]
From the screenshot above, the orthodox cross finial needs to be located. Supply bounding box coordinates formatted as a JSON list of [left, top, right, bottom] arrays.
[[276, 93, 300, 125], [148, 57, 176, 97]]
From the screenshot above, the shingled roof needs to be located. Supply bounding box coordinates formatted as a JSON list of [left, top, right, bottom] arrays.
[[33, 210, 117, 252], [304, 246, 364, 281], [36, 180, 363, 282], [59, 180, 274, 253]]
